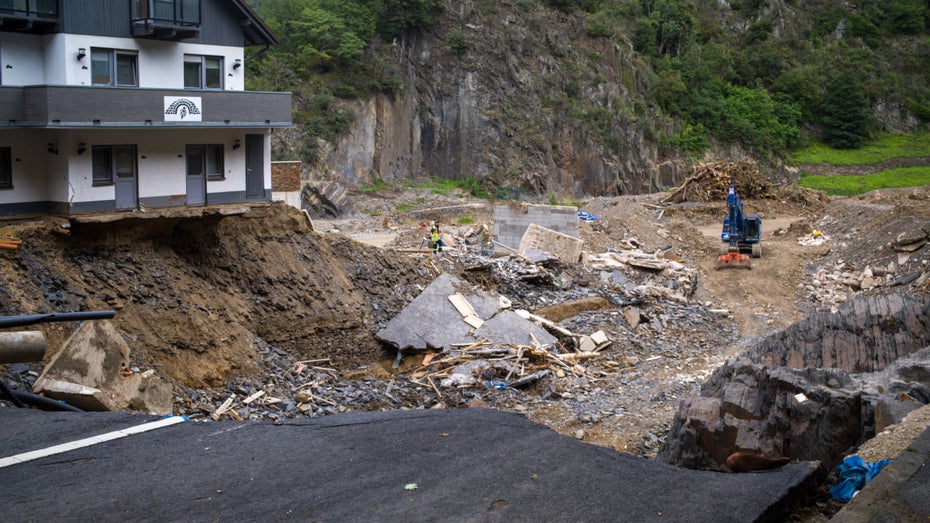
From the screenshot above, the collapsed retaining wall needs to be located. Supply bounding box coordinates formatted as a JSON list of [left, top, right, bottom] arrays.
[[658, 294, 930, 471]]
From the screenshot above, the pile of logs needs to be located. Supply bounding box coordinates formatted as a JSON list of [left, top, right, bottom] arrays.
[[662, 160, 774, 204]]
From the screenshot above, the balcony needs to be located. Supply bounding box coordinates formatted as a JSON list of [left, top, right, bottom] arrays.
[[0, 86, 292, 128], [0, 0, 59, 34], [131, 0, 200, 41]]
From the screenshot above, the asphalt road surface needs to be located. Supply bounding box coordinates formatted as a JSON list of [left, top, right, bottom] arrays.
[[1, 407, 817, 522]]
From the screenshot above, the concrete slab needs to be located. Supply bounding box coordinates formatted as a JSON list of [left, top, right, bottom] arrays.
[[376, 273, 558, 352], [33, 320, 172, 414], [493, 203, 579, 252], [518, 223, 584, 264]]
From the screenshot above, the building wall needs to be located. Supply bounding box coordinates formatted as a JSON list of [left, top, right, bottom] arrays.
[[0, 128, 271, 213], [271, 161, 301, 192], [60, 0, 251, 47], [0, 34, 245, 90], [0, 130, 54, 204], [0, 33, 48, 85]]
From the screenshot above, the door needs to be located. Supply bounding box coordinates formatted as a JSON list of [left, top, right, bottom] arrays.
[[114, 145, 138, 210], [185, 144, 206, 206], [245, 134, 264, 200]]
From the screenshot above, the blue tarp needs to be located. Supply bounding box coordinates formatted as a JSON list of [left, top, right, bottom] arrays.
[[829, 455, 893, 502], [578, 210, 599, 221]]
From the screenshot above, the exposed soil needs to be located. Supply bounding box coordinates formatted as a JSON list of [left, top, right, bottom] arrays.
[[2, 184, 929, 471]]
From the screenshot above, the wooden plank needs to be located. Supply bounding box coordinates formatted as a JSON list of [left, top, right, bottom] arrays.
[[448, 293, 477, 317], [242, 390, 265, 404], [211, 395, 235, 420], [463, 315, 484, 329], [449, 293, 485, 328]]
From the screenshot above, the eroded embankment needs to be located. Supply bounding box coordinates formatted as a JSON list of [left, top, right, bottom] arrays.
[[0, 204, 428, 388]]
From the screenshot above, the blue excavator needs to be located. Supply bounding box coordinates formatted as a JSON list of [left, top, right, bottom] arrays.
[[718, 184, 761, 268]]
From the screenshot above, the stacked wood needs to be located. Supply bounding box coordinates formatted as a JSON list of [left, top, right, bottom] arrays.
[[662, 160, 774, 204]]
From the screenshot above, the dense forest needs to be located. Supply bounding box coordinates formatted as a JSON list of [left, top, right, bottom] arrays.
[[245, 0, 930, 189]]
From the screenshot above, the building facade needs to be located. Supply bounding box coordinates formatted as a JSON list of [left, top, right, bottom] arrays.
[[0, 0, 292, 215]]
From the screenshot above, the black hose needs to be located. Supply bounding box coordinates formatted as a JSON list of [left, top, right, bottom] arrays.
[[0, 380, 26, 408], [9, 390, 83, 412]]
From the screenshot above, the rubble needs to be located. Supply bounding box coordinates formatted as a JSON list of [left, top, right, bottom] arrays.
[[375, 272, 558, 353]]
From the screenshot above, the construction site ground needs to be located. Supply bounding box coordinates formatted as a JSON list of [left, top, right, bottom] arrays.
[[2, 180, 930, 520], [315, 188, 822, 456]]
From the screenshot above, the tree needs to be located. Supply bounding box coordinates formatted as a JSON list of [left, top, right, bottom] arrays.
[[820, 72, 871, 149]]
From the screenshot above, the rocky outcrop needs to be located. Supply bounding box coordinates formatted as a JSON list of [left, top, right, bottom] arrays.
[[311, 4, 689, 198], [301, 180, 353, 218], [751, 293, 930, 373], [658, 294, 930, 471]]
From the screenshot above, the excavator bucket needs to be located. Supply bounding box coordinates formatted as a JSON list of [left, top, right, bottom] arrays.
[[716, 249, 752, 269]]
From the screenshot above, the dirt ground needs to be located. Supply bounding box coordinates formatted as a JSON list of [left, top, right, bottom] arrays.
[[2, 182, 929, 468]]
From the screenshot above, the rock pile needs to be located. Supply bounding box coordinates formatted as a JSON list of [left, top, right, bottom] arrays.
[[658, 294, 930, 471]]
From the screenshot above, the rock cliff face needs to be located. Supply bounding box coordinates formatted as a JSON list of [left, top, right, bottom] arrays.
[[314, 1, 688, 197], [658, 294, 930, 471]]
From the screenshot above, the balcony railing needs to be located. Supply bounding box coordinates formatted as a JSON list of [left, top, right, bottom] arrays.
[[0, 0, 59, 33], [0, 86, 292, 128], [131, 0, 200, 40]]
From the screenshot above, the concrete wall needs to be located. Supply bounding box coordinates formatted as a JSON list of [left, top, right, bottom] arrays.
[[493, 203, 579, 251]]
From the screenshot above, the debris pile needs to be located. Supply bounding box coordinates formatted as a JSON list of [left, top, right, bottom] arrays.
[[661, 160, 774, 204]]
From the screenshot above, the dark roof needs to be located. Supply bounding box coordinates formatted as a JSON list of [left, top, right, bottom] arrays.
[[229, 0, 278, 46]]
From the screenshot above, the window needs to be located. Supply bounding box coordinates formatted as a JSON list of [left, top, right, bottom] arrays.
[[184, 55, 222, 89], [92, 146, 113, 185], [91, 48, 138, 87], [92, 146, 137, 186], [133, 0, 200, 23], [0, 147, 11, 189], [0, 0, 57, 15], [186, 144, 224, 180]]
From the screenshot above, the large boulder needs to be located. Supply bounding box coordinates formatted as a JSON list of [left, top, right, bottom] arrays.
[[658, 294, 930, 471]]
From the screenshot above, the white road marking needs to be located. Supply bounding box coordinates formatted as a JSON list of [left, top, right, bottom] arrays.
[[0, 416, 187, 468]]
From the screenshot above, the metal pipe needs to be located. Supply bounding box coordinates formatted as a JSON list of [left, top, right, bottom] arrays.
[[0, 310, 115, 329], [0, 331, 47, 363]]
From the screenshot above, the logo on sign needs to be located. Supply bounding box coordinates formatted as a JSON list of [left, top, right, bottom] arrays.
[[164, 96, 202, 121]]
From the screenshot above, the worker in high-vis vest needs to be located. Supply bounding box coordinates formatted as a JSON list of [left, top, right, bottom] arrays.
[[429, 221, 444, 254]]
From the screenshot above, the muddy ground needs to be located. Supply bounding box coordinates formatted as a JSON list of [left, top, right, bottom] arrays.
[[2, 184, 929, 469]]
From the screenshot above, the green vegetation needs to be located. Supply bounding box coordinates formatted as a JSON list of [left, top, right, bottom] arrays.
[[793, 133, 930, 164], [248, 0, 930, 183], [457, 216, 475, 224], [248, 0, 442, 160], [798, 166, 930, 195], [360, 176, 388, 193], [606, 0, 930, 156]]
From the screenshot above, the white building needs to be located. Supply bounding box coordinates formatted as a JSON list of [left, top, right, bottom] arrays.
[[0, 0, 292, 215]]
